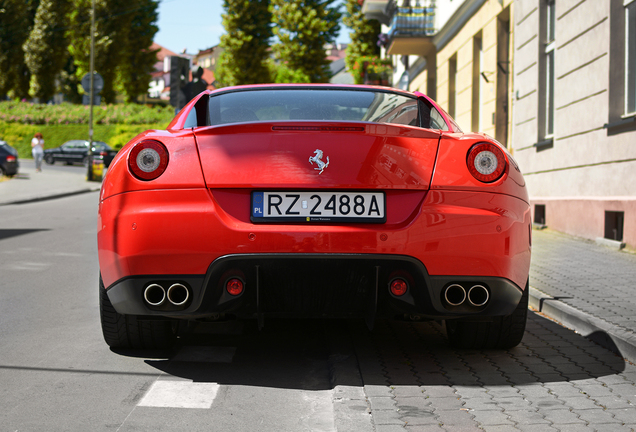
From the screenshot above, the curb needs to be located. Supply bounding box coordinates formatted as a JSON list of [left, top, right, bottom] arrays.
[[528, 286, 636, 364]]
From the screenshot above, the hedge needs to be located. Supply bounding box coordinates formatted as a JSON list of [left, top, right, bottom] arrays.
[[0, 122, 168, 159], [0, 100, 175, 158]]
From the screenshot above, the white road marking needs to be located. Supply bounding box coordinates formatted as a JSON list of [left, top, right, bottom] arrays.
[[172, 346, 236, 363], [138, 381, 220, 409]]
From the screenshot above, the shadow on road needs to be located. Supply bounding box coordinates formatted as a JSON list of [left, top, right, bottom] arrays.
[[0, 228, 50, 241], [135, 310, 626, 391]]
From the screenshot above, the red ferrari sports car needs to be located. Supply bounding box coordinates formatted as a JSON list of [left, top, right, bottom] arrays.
[[98, 84, 531, 350]]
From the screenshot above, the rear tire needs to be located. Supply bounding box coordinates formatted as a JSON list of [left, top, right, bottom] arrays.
[[445, 280, 528, 349], [99, 275, 177, 349], [44, 154, 54, 165]]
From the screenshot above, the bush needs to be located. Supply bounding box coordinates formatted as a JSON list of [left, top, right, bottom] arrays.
[[350, 56, 393, 85], [0, 122, 167, 158], [0, 101, 175, 158], [0, 101, 174, 126]]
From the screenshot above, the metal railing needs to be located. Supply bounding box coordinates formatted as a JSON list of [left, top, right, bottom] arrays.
[[388, 1, 436, 37]]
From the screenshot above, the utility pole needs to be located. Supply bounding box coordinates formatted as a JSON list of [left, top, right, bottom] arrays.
[[87, 0, 96, 181]]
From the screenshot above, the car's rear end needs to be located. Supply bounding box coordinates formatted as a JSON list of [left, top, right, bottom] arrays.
[[0, 141, 19, 176], [97, 85, 531, 349]]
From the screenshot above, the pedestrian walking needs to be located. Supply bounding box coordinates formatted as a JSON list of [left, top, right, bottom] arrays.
[[31, 132, 44, 172]]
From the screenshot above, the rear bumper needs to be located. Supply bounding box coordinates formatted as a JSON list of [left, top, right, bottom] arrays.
[[105, 253, 523, 320], [1, 160, 18, 175], [98, 187, 531, 319]]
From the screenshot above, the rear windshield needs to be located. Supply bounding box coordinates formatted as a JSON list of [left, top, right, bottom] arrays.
[[208, 89, 421, 127]]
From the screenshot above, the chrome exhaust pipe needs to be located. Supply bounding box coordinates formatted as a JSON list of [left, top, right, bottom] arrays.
[[468, 285, 489, 307], [144, 284, 166, 306], [444, 284, 466, 306], [167, 283, 190, 306]]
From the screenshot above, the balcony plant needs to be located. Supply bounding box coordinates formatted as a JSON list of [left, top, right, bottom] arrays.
[[350, 56, 392, 86]]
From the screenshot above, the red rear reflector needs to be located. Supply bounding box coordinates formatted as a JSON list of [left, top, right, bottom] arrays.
[[272, 126, 365, 132], [226, 278, 244, 296], [390, 278, 408, 296]]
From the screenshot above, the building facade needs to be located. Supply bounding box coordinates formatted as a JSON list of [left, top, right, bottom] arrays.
[[363, 0, 635, 250], [364, 0, 515, 146], [513, 0, 636, 250]]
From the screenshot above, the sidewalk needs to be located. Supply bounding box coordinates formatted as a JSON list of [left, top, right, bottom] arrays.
[[0, 159, 101, 206], [2, 164, 636, 362], [528, 228, 636, 363]]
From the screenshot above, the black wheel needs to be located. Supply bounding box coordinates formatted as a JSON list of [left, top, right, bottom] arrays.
[[44, 154, 54, 165], [99, 275, 177, 349], [445, 280, 528, 349]]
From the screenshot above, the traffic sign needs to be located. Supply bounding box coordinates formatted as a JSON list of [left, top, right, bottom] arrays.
[[81, 72, 104, 94]]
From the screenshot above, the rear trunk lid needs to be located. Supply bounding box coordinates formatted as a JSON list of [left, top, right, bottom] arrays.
[[194, 122, 440, 190]]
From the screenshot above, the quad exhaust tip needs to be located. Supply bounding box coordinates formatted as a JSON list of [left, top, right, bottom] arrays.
[[444, 283, 490, 307], [144, 283, 190, 307], [144, 284, 166, 306], [444, 284, 466, 306], [167, 283, 190, 306], [467, 284, 489, 306]]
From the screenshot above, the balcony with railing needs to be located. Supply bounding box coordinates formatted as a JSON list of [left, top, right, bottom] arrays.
[[387, 2, 436, 56], [363, 0, 437, 57]]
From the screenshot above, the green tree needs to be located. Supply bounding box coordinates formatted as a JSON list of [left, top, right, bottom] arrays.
[[343, 0, 380, 83], [270, 0, 341, 83], [0, 0, 40, 99], [59, 56, 82, 104], [23, 0, 71, 101], [216, 0, 273, 87], [67, 0, 137, 103], [115, 0, 159, 102]]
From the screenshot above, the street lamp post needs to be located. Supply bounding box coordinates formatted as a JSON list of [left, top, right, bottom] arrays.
[[87, 0, 96, 181]]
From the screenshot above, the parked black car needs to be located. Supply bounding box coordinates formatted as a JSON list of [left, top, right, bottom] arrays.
[[0, 140, 19, 176], [43, 140, 118, 167]]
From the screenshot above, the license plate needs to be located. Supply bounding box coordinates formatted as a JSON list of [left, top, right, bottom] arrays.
[[251, 191, 386, 223]]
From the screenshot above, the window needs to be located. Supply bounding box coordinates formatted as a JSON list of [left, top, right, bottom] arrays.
[[534, 204, 546, 225], [448, 55, 457, 118], [626, 0, 636, 114], [472, 36, 482, 132], [208, 89, 422, 127], [545, 0, 556, 137], [604, 211, 624, 241]]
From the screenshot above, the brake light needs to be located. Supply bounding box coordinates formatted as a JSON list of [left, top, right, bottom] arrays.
[[128, 140, 169, 181], [466, 142, 507, 183], [100, 151, 107, 157], [6, 156, 16, 162]]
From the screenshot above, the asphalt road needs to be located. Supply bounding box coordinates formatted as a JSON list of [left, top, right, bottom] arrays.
[[1, 192, 635, 431]]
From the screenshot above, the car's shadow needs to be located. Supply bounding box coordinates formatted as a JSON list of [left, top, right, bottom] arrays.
[[125, 310, 628, 391]]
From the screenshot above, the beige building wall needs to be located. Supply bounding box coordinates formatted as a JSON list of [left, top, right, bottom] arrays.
[[512, 0, 636, 250], [435, 0, 515, 147]]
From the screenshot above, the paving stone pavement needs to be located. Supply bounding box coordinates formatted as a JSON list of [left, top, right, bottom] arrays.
[[530, 229, 636, 334], [343, 316, 636, 432], [528, 229, 636, 362]]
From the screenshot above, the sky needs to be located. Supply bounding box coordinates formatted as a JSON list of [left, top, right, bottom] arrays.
[[154, 0, 352, 55]]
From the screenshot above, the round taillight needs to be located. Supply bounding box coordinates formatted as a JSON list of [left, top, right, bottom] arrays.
[[390, 278, 408, 296], [128, 140, 169, 181], [226, 278, 244, 296], [466, 142, 507, 183]]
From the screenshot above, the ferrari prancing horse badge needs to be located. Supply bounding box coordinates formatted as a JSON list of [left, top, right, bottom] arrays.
[[309, 149, 329, 174]]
